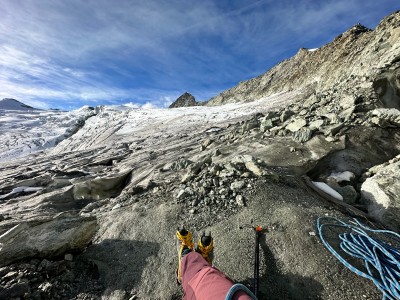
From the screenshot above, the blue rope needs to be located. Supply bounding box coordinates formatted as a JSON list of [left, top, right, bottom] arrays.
[[316, 217, 400, 300], [225, 283, 258, 300]]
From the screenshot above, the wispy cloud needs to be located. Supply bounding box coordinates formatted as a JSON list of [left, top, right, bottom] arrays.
[[0, 0, 398, 109]]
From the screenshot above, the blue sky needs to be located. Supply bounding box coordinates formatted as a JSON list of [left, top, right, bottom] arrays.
[[0, 0, 399, 110]]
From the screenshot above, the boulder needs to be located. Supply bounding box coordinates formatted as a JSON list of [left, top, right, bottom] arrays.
[[230, 180, 245, 190], [326, 179, 358, 204], [218, 168, 236, 178], [337, 185, 358, 205], [309, 119, 325, 131], [303, 95, 319, 108], [231, 154, 257, 164], [322, 113, 341, 124], [235, 195, 245, 206], [321, 124, 344, 136], [241, 118, 259, 133], [293, 127, 313, 143], [0, 213, 97, 267], [361, 156, 400, 231], [181, 156, 212, 182], [73, 170, 132, 200], [340, 94, 356, 110], [170, 158, 193, 171], [244, 161, 263, 176], [260, 118, 274, 132], [176, 187, 194, 200], [286, 118, 307, 132], [201, 139, 214, 151], [280, 110, 294, 122], [339, 106, 355, 122], [369, 108, 400, 127]]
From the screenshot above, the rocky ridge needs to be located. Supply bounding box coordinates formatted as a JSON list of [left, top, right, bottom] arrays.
[[169, 92, 199, 108], [0, 11, 400, 300], [208, 12, 400, 106]]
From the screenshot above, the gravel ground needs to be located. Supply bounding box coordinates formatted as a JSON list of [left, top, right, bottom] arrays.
[[80, 175, 382, 300]]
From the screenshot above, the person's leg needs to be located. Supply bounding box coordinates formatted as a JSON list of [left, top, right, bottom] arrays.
[[176, 228, 194, 283], [181, 252, 252, 300], [177, 229, 253, 300]]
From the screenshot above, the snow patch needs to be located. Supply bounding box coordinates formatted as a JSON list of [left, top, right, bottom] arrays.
[[312, 181, 343, 200], [328, 171, 355, 183], [0, 186, 43, 199], [205, 127, 223, 133]]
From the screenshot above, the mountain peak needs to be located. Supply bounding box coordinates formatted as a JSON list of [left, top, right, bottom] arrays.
[[345, 23, 372, 36], [0, 98, 38, 111], [169, 92, 198, 108]]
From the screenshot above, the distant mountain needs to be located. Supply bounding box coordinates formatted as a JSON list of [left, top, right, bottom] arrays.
[[0, 98, 38, 111], [169, 92, 199, 108]]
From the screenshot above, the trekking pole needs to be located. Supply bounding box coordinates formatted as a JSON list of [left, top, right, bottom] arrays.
[[253, 225, 262, 297], [239, 224, 265, 297]]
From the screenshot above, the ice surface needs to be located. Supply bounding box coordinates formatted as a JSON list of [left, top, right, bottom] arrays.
[[0, 107, 95, 162], [328, 171, 355, 183], [1, 91, 296, 162], [0, 186, 43, 199], [312, 181, 343, 200]]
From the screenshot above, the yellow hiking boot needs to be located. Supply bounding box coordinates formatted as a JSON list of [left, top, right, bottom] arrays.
[[176, 227, 194, 284], [196, 231, 214, 265]]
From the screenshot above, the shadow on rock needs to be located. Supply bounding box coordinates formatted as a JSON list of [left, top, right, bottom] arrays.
[[79, 238, 160, 299], [243, 235, 323, 300]]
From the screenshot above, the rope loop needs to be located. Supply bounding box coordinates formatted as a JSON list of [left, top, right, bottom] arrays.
[[317, 217, 400, 300]]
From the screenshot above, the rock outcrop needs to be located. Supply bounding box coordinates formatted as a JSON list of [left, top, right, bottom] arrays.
[[361, 155, 400, 231], [0, 213, 97, 267], [169, 92, 198, 108]]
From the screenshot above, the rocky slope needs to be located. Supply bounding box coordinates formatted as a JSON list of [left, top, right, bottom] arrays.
[[0, 11, 400, 300], [208, 12, 400, 107]]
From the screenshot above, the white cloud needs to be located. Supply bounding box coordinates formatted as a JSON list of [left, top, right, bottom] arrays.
[[141, 102, 158, 109], [0, 0, 397, 109]]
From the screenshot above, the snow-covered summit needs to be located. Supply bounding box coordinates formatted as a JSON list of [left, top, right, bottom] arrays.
[[0, 98, 38, 111]]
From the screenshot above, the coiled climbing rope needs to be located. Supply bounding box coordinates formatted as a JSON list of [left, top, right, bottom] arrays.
[[316, 217, 400, 300]]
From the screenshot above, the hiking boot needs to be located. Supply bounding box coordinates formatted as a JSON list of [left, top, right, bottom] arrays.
[[196, 231, 214, 265], [176, 227, 194, 284]]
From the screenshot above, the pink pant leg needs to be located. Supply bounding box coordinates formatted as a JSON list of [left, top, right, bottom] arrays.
[[181, 252, 252, 300]]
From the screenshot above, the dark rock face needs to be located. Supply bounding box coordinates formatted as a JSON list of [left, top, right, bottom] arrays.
[[373, 68, 400, 109], [169, 92, 197, 108]]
